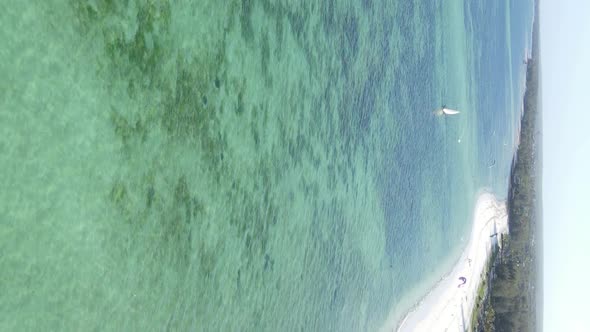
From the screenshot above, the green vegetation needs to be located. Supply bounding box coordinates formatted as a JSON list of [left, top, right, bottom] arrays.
[[472, 2, 542, 331], [470, 239, 500, 332]]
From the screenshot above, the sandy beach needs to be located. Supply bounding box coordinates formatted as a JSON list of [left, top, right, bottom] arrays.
[[380, 192, 508, 332]]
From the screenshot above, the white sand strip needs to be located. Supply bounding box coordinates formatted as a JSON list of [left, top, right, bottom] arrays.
[[381, 192, 508, 332]]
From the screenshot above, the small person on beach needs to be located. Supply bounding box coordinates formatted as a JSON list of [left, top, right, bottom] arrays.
[[457, 277, 467, 288]]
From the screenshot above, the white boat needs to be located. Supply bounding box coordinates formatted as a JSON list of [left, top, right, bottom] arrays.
[[442, 107, 460, 115], [434, 105, 460, 116]]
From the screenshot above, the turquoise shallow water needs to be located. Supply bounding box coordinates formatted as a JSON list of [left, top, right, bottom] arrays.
[[0, 0, 533, 330]]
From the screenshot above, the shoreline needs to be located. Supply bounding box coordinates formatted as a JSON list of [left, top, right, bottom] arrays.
[[380, 192, 508, 332]]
